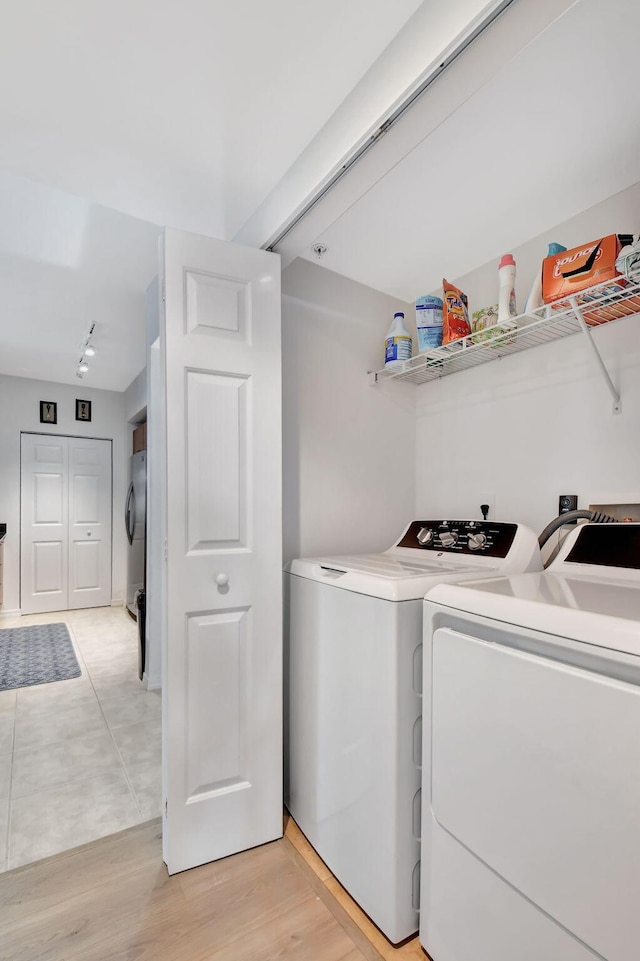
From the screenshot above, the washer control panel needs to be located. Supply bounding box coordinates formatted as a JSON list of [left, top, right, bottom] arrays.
[[563, 522, 640, 570], [397, 520, 518, 558]]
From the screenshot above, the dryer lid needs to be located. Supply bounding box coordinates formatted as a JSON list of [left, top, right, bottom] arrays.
[[426, 572, 640, 656]]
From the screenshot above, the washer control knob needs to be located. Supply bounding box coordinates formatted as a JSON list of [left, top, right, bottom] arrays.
[[417, 527, 434, 546], [468, 532, 487, 551], [439, 531, 458, 548]]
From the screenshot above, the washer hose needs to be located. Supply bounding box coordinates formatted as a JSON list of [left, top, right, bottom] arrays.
[[538, 509, 617, 549]]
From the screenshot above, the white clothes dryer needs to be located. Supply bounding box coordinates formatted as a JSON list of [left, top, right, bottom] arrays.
[[285, 519, 541, 944], [420, 522, 640, 961]]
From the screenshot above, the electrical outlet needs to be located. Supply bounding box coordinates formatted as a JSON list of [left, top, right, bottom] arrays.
[[478, 494, 495, 522], [559, 494, 578, 521]]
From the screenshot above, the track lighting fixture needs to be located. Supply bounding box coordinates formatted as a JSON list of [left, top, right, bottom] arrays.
[[76, 322, 96, 378]]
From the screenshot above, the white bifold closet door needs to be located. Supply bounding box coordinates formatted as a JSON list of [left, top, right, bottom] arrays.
[[161, 228, 282, 874], [21, 433, 112, 614]]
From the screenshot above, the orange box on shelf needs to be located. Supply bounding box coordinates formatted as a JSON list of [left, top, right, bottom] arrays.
[[542, 233, 640, 325]]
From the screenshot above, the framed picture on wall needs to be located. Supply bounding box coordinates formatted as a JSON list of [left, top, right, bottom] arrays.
[[39, 401, 57, 424], [75, 399, 92, 422]]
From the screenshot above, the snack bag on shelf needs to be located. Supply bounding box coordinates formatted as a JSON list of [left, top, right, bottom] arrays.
[[471, 305, 517, 347], [470, 305, 499, 343], [442, 279, 470, 344]]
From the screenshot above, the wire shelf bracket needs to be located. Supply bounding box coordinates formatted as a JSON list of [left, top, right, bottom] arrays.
[[568, 296, 621, 414]]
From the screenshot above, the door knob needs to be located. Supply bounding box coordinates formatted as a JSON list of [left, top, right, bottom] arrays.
[[216, 573, 229, 587]]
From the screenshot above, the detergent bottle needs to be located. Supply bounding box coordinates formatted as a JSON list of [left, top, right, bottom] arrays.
[[384, 312, 412, 365], [497, 254, 518, 324], [524, 242, 567, 313]]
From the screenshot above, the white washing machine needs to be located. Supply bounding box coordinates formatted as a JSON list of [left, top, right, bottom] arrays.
[[420, 522, 640, 961], [285, 519, 541, 944]]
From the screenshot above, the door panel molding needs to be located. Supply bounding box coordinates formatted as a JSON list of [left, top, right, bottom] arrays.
[[20, 432, 113, 614], [162, 228, 282, 874]]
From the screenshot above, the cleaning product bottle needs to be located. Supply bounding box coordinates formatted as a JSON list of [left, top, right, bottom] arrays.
[[494, 254, 518, 345], [524, 242, 567, 313], [384, 312, 412, 365], [498, 254, 517, 323]]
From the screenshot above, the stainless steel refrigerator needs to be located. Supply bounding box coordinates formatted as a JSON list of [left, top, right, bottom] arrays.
[[125, 450, 146, 619]]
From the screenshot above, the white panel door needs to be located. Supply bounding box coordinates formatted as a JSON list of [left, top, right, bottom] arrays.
[[21, 434, 68, 614], [68, 438, 112, 610], [21, 434, 112, 614], [162, 228, 282, 874]]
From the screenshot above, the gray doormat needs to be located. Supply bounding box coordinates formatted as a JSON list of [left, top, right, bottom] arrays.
[[0, 623, 81, 692]]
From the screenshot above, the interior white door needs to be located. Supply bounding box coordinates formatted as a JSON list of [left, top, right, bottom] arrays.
[[161, 228, 282, 874], [21, 434, 112, 614], [20, 434, 69, 615], [68, 437, 112, 610]]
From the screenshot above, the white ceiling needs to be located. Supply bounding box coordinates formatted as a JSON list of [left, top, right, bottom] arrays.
[[4, 0, 636, 393], [0, 172, 160, 391], [2, 0, 501, 391], [300, 0, 640, 300], [0, 0, 425, 241]]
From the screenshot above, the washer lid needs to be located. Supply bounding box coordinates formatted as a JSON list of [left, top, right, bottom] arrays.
[[427, 572, 640, 656], [287, 553, 492, 601]]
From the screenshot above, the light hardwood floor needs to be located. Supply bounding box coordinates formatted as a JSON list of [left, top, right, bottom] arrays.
[[0, 818, 430, 961], [285, 817, 427, 961]]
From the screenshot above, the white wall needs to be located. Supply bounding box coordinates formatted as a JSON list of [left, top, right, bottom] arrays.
[[282, 258, 416, 562], [145, 340, 163, 691], [415, 315, 640, 535], [123, 368, 147, 425], [415, 190, 640, 535], [0, 374, 127, 614], [446, 181, 640, 318], [139, 278, 164, 689]]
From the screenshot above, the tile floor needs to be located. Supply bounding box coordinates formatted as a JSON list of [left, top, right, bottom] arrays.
[[0, 606, 161, 872]]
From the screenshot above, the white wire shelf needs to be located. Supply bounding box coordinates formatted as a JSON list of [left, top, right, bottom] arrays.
[[370, 274, 640, 409]]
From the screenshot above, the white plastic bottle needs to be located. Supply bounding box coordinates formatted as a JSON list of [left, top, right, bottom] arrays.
[[384, 312, 412, 365], [498, 254, 517, 323]]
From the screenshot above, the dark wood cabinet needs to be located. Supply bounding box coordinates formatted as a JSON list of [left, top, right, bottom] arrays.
[[132, 423, 147, 454]]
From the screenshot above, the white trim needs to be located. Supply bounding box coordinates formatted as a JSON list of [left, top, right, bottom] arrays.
[[256, 0, 579, 269], [143, 671, 162, 692]]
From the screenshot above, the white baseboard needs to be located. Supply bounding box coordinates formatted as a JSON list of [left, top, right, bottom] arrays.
[[0, 608, 21, 618], [110, 597, 124, 607]]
